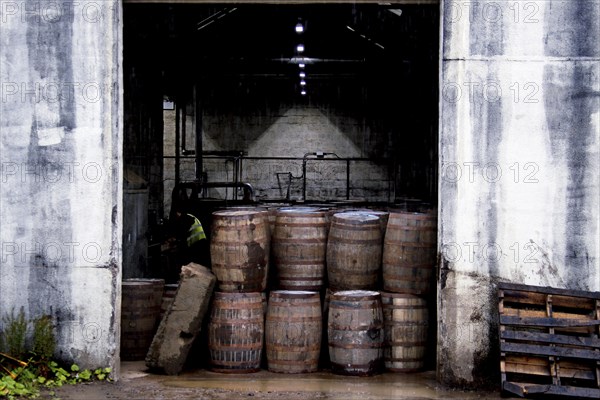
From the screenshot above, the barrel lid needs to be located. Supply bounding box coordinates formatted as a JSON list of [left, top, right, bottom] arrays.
[[213, 291, 263, 299], [212, 209, 263, 217], [276, 207, 327, 216], [217, 206, 268, 212], [332, 212, 379, 223], [277, 207, 323, 213], [333, 290, 380, 298], [271, 290, 318, 297]]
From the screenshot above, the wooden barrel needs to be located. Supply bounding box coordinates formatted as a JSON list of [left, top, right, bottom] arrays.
[[381, 292, 428, 372], [121, 278, 165, 361], [327, 213, 382, 291], [210, 210, 270, 292], [271, 209, 328, 291], [382, 211, 437, 295], [328, 290, 384, 376], [208, 292, 264, 373], [265, 290, 322, 373], [219, 206, 270, 233], [159, 283, 179, 321], [335, 209, 390, 237]]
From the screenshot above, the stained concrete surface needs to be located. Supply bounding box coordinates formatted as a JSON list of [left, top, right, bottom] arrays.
[[45, 361, 517, 400]]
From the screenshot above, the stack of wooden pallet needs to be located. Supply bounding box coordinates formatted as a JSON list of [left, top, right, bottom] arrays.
[[498, 282, 600, 399]]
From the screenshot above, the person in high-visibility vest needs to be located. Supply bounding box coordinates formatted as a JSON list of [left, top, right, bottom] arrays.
[[186, 213, 206, 247], [170, 210, 208, 273]]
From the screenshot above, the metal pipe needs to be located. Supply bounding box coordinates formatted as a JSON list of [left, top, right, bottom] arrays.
[[172, 180, 256, 206], [238, 156, 243, 200], [195, 83, 203, 182], [175, 100, 180, 185], [199, 181, 255, 202], [181, 101, 187, 153], [233, 157, 240, 201], [346, 159, 350, 200]]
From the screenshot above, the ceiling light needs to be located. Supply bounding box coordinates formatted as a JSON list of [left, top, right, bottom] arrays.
[[296, 44, 304, 53], [299, 72, 306, 78], [300, 80, 306, 86], [295, 22, 304, 33]]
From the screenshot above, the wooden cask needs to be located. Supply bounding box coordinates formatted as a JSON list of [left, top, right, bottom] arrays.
[[208, 292, 264, 373], [210, 210, 270, 292], [271, 209, 328, 291], [121, 279, 164, 361], [382, 211, 437, 295], [328, 290, 384, 376], [327, 213, 382, 290], [265, 290, 322, 373], [381, 292, 428, 372]]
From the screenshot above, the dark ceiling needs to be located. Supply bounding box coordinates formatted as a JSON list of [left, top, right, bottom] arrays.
[[124, 4, 439, 99]]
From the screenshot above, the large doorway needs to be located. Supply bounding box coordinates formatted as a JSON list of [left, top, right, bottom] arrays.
[[121, 0, 440, 371]]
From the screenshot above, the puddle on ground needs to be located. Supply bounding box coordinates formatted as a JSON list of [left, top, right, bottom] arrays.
[[159, 370, 496, 400]]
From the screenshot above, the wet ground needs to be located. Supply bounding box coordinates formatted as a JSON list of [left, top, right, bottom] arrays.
[[44, 362, 518, 400]]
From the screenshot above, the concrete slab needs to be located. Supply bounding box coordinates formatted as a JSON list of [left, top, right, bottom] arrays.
[[145, 263, 216, 375]]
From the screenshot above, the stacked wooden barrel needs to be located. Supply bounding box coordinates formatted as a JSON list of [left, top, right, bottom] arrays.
[[381, 210, 436, 372], [271, 208, 328, 291], [121, 278, 165, 361], [265, 290, 322, 373], [208, 209, 271, 372], [199, 202, 436, 375], [208, 292, 264, 373]]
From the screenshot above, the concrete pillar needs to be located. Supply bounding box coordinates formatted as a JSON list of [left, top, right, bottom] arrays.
[[0, 1, 122, 371], [438, 0, 599, 388]]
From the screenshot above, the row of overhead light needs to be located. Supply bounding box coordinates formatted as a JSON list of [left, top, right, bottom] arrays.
[[295, 19, 307, 96]]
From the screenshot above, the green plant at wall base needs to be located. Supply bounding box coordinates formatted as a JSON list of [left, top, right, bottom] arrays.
[[0, 311, 112, 399], [32, 315, 55, 361], [1, 307, 28, 359], [1, 358, 113, 398]]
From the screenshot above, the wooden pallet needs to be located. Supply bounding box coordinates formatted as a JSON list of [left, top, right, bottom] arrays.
[[498, 282, 600, 399]]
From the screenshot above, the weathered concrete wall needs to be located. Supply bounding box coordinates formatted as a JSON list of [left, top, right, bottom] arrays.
[[438, 0, 600, 388], [0, 1, 122, 371], [205, 106, 390, 202]]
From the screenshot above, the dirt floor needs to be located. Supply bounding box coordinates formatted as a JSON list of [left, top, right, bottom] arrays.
[[41, 361, 518, 400]]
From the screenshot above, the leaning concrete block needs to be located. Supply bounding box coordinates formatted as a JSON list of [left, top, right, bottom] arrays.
[[145, 263, 216, 375]]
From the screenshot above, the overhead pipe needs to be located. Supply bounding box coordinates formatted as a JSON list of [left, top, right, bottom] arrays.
[[171, 181, 256, 217]]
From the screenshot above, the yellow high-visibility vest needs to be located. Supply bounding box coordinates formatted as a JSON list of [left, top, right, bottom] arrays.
[[186, 214, 206, 247]]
